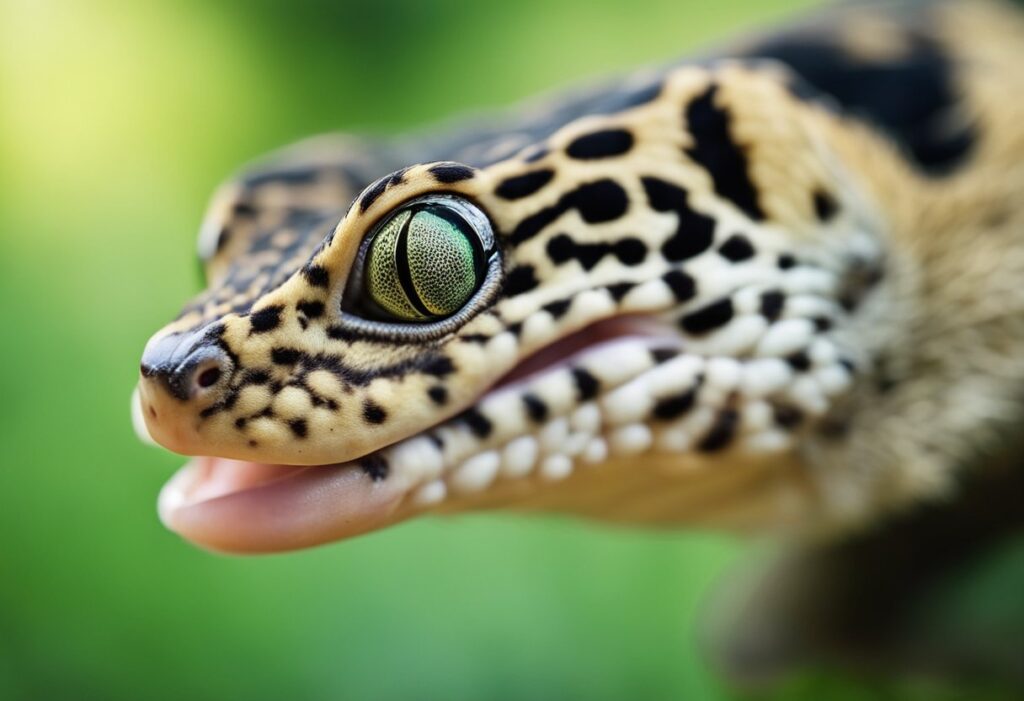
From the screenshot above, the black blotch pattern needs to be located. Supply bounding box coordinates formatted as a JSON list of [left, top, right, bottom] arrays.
[[420, 356, 456, 377], [302, 265, 330, 288], [495, 170, 555, 200], [543, 299, 572, 320], [428, 386, 448, 406], [778, 254, 797, 270], [522, 394, 548, 422], [749, 34, 974, 174], [429, 163, 476, 183], [215, 227, 230, 252], [787, 351, 812, 372], [760, 290, 785, 322], [566, 129, 634, 160], [607, 282, 636, 301], [232, 202, 256, 218], [719, 234, 756, 262], [250, 306, 283, 333], [698, 409, 738, 452], [360, 454, 389, 481], [813, 189, 839, 221], [680, 298, 734, 334], [459, 334, 492, 344], [288, 419, 308, 439], [271, 347, 301, 365], [460, 408, 493, 439], [685, 85, 764, 220], [662, 270, 697, 302], [641, 177, 716, 262], [653, 388, 697, 420], [510, 179, 628, 245], [650, 347, 680, 364], [504, 265, 540, 296], [571, 368, 599, 400], [359, 177, 389, 212], [363, 400, 388, 424], [297, 300, 325, 319], [773, 404, 803, 429], [546, 233, 647, 271]]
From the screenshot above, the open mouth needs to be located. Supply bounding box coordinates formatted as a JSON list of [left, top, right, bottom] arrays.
[[145, 315, 681, 553]]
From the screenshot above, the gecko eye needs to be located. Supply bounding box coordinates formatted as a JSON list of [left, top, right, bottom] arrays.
[[349, 194, 497, 325]]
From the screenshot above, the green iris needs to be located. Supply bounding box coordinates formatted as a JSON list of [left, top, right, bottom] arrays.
[[364, 204, 482, 321]]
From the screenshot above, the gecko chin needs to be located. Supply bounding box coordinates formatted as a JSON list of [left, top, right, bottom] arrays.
[[149, 315, 697, 553]]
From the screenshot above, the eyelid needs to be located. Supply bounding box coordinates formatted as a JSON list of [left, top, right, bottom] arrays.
[[338, 193, 503, 341]]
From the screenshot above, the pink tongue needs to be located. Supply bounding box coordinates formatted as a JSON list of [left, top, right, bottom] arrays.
[[158, 458, 408, 553]]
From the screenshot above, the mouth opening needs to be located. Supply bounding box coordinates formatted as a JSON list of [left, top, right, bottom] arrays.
[[153, 314, 677, 553]]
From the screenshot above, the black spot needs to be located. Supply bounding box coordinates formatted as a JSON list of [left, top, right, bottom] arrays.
[[522, 394, 548, 422], [495, 170, 555, 200], [650, 347, 679, 364], [215, 227, 230, 251], [428, 434, 445, 450], [271, 347, 302, 365], [359, 176, 390, 212], [427, 386, 448, 405], [813, 189, 839, 221], [760, 290, 785, 322], [662, 270, 697, 302], [748, 33, 974, 174], [504, 265, 540, 296], [232, 202, 256, 218], [459, 334, 492, 344], [813, 317, 833, 332], [360, 454, 389, 481], [547, 234, 648, 271], [684, 85, 764, 220], [778, 254, 797, 270], [571, 368, 600, 400], [460, 408, 493, 439], [362, 400, 387, 424], [506, 321, 523, 337], [607, 282, 635, 301], [510, 179, 628, 245], [288, 419, 308, 438], [566, 129, 634, 159], [653, 389, 697, 420], [302, 265, 330, 288], [543, 299, 572, 319], [326, 325, 356, 342], [429, 163, 476, 183], [420, 355, 456, 377], [641, 177, 716, 262], [773, 404, 803, 429], [250, 306, 283, 333], [698, 409, 738, 452], [719, 234, 756, 262], [242, 369, 270, 385], [680, 298, 734, 335], [234, 417, 246, 429], [787, 351, 812, 372], [297, 300, 325, 319]]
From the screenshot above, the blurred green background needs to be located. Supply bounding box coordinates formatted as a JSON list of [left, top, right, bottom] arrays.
[[0, 1, 1020, 699]]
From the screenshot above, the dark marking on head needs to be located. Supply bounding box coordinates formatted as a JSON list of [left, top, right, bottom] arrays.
[[504, 265, 540, 296], [271, 348, 302, 365], [772, 404, 803, 428], [680, 298, 734, 335], [302, 264, 330, 288], [250, 306, 284, 334], [719, 234, 756, 262], [360, 454, 389, 481], [662, 270, 697, 302], [420, 355, 456, 377], [698, 409, 738, 451], [362, 399, 388, 424], [786, 351, 812, 372], [547, 233, 647, 271], [650, 347, 680, 364], [427, 386, 448, 406], [641, 177, 716, 262], [460, 408, 493, 439], [778, 254, 797, 270], [510, 179, 628, 245], [653, 389, 697, 420], [607, 282, 636, 301], [566, 129, 634, 160], [684, 84, 764, 220], [542, 299, 572, 320], [297, 300, 325, 319], [760, 290, 785, 322], [429, 163, 476, 183], [288, 418, 308, 438], [571, 368, 600, 401], [522, 394, 548, 423], [813, 189, 839, 221], [495, 169, 555, 200]]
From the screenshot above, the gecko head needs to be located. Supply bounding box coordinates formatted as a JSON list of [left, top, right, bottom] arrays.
[[136, 67, 864, 553]]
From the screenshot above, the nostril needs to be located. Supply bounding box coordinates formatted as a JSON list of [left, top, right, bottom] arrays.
[[196, 366, 222, 389]]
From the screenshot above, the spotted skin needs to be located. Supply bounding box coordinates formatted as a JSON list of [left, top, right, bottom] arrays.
[[139, 0, 1024, 543]]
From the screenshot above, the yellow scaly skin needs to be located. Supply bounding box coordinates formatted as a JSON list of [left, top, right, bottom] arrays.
[[136, 0, 1024, 576]]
